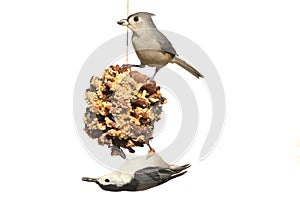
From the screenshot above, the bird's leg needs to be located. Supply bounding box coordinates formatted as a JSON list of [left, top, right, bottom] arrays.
[[121, 64, 145, 68], [148, 67, 159, 80], [111, 146, 126, 159]]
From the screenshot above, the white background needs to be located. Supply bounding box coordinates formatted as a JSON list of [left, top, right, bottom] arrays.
[[1, 0, 299, 201]]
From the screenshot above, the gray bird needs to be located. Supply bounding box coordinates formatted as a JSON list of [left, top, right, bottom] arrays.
[[117, 12, 204, 79], [82, 153, 190, 191]]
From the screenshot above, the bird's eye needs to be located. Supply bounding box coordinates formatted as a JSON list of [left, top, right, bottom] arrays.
[[133, 16, 139, 22], [105, 179, 110, 183]]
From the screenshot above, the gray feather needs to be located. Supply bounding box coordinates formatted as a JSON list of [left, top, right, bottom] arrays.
[[153, 30, 177, 56], [133, 164, 191, 191]]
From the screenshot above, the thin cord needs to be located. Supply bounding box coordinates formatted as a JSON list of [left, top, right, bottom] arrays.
[[126, 0, 129, 64]]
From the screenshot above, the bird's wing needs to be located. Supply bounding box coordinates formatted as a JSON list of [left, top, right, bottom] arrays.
[[133, 166, 173, 191], [134, 167, 163, 183], [134, 164, 190, 184], [154, 30, 177, 57]]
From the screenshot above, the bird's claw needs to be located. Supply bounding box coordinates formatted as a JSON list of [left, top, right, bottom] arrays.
[[147, 75, 155, 81], [148, 148, 156, 155]]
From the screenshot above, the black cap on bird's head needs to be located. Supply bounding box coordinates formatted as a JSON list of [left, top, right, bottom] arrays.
[[117, 12, 156, 30]]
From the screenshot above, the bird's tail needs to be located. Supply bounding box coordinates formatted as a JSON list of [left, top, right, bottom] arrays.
[[171, 56, 204, 78], [160, 164, 191, 181], [169, 164, 191, 173]]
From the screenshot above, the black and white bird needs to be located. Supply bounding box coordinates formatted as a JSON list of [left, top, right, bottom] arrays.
[[82, 153, 190, 191]]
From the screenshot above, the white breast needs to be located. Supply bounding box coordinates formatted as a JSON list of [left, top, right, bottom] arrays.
[[119, 154, 169, 173]]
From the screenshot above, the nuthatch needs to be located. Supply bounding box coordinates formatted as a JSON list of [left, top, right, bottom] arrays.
[[82, 153, 190, 191], [117, 12, 204, 79]]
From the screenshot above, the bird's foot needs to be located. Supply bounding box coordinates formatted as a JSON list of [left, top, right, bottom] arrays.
[[148, 148, 156, 155], [147, 76, 154, 81], [147, 142, 156, 155], [148, 70, 158, 81]]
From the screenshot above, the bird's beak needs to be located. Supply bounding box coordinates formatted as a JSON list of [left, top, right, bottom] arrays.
[[82, 177, 98, 183], [117, 19, 129, 26]]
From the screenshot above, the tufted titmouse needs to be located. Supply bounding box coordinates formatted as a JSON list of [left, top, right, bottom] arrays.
[[118, 12, 204, 79], [82, 153, 190, 191]]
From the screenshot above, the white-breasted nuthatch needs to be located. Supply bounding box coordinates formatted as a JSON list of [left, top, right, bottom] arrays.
[[82, 153, 190, 191], [117, 12, 204, 79]]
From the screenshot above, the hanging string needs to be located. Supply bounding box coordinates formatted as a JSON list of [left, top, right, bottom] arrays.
[[126, 0, 129, 64]]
